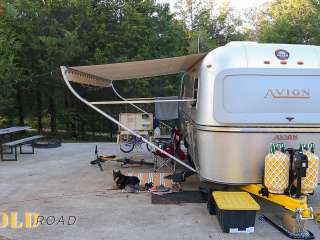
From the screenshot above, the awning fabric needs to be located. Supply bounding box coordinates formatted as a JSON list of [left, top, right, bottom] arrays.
[[66, 53, 206, 87]]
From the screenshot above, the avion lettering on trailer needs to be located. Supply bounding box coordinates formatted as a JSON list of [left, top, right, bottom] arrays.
[[264, 89, 311, 99]]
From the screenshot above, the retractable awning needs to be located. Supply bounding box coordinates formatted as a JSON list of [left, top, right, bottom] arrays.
[[65, 53, 206, 87]]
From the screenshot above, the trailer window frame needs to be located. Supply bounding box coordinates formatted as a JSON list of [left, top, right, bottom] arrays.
[[193, 77, 199, 100], [213, 68, 320, 124], [181, 73, 194, 99]]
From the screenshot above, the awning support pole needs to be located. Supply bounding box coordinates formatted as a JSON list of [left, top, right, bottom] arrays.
[[61, 66, 197, 173]]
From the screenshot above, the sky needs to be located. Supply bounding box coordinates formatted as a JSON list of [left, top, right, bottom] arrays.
[[157, 0, 270, 13]]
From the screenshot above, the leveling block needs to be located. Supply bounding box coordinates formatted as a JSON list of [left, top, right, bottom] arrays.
[[212, 191, 260, 233]]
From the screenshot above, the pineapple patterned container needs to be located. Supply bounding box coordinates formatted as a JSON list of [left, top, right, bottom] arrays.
[[294, 150, 319, 194], [264, 146, 290, 194]]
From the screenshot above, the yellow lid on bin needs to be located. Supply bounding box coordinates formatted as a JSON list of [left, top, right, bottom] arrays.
[[212, 191, 260, 211]]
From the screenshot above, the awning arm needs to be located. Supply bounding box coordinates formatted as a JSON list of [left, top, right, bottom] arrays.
[[61, 66, 197, 173], [90, 98, 195, 105]]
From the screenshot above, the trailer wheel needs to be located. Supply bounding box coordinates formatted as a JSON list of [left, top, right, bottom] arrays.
[[207, 194, 216, 215]]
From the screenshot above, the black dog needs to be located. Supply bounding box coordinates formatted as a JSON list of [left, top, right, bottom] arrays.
[[113, 170, 140, 189]]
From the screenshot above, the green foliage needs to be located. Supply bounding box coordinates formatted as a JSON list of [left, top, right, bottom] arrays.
[[3, 0, 319, 140], [193, 2, 245, 52], [175, 0, 246, 53], [0, 3, 21, 117], [257, 0, 320, 44], [0, 0, 188, 138]]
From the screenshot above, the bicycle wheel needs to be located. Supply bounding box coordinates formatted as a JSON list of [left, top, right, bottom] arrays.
[[120, 140, 135, 153]]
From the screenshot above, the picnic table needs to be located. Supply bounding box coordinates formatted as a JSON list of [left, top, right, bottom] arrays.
[[0, 126, 31, 136], [0, 126, 42, 161]]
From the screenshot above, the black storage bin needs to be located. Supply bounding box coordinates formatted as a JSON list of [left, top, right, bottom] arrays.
[[212, 191, 260, 233], [217, 209, 257, 233]]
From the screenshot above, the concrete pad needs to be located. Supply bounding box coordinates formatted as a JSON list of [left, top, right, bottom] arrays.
[[0, 143, 319, 240]]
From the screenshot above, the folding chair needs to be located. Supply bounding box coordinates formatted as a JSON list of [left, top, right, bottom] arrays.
[[152, 144, 176, 173]]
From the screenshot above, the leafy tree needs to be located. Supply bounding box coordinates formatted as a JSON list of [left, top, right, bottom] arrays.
[[174, 0, 203, 29], [174, 0, 246, 53], [257, 0, 320, 44], [0, 3, 23, 124], [0, 0, 188, 138], [193, 2, 245, 52]]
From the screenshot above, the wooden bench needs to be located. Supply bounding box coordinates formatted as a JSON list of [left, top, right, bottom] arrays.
[[1, 135, 43, 161]]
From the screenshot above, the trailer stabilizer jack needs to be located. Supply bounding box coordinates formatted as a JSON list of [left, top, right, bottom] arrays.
[[260, 215, 314, 240], [241, 184, 312, 218]]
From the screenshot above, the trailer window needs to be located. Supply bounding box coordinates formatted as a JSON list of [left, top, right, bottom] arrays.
[[182, 74, 193, 98], [194, 78, 199, 99], [222, 75, 317, 114]]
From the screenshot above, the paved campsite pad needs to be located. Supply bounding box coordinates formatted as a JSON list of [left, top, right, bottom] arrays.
[[0, 143, 319, 240]]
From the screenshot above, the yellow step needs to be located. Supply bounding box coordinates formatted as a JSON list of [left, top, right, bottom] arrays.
[[212, 191, 260, 211]]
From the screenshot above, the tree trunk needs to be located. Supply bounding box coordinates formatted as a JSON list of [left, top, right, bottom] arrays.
[[91, 116, 96, 137], [36, 85, 43, 133], [16, 83, 24, 125], [64, 91, 70, 134], [49, 88, 57, 133], [110, 129, 113, 141]]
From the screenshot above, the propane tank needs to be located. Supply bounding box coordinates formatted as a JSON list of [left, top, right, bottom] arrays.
[[264, 143, 290, 194], [294, 144, 319, 194]]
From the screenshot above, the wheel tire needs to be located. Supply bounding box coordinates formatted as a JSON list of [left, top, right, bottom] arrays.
[[120, 142, 135, 153], [207, 194, 216, 215]]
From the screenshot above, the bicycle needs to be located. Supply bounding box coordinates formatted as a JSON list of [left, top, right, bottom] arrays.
[[119, 135, 151, 153]]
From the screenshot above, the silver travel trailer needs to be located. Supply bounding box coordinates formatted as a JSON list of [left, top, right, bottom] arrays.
[[61, 41, 320, 185], [179, 41, 320, 184]]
